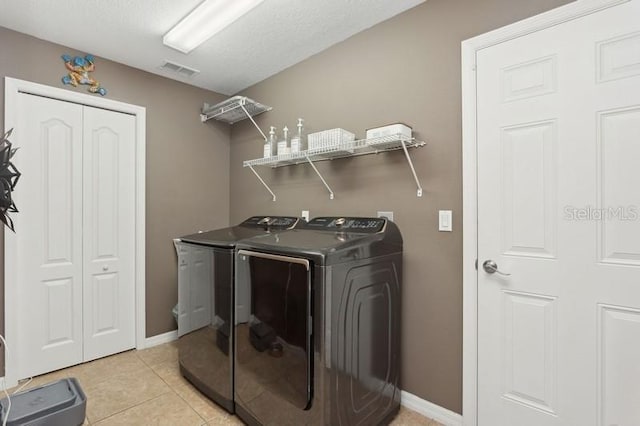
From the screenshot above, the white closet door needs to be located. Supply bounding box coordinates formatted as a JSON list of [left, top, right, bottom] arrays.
[[82, 106, 136, 361], [15, 94, 84, 378]]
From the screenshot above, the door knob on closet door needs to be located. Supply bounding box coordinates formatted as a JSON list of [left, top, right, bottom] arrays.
[[482, 260, 511, 276], [102, 265, 109, 271]]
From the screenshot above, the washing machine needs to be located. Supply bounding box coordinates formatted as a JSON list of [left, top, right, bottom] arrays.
[[174, 216, 301, 413], [234, 216, 402, 425]]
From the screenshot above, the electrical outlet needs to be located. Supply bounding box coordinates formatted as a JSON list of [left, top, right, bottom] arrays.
[[377, 211, 394, 221], [301, 210, 310, 222]]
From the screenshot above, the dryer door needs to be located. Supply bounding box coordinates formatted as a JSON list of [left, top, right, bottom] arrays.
[[235, 250, 312, 411]]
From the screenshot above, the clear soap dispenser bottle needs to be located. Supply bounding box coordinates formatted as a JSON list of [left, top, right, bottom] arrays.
[[290, 118, 305, 153], [264, 126, 277, 158], [277, 126, 290, 156]]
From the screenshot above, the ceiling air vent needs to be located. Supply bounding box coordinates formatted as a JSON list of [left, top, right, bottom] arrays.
[[160, 60, 200, 78]]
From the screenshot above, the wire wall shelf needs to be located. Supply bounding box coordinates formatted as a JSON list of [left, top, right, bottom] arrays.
[[243, 134, 426, 201], [201, 96, 271, 124]]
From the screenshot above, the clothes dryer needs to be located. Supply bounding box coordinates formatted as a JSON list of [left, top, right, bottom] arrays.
[[175, 216, 301, 413], [234, 217, 402, 425]]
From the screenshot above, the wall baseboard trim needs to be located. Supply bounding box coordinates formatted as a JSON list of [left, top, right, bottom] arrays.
[[401, 390, 463, 426], [144, 330, 178, 348]]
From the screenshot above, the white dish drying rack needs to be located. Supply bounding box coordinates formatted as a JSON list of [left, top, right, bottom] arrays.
[[201, 96, 272, 140], [243, 134, 426, 201]]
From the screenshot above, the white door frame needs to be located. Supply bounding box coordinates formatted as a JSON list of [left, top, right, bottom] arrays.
[[461, 0, 629, 424], [3, 77, 146, 387]]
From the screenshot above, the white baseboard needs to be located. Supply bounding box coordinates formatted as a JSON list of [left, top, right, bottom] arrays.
[[143, 330, 178, 349], [401, 390, 463, 426]]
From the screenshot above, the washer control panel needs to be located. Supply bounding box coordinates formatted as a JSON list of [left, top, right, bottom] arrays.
[[242, 216, 299, 229], [305, 217, 386, 233]]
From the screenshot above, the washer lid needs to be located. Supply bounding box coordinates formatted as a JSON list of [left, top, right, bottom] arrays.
[[179, 216, 300, 248], [236, 217, 402, 265]]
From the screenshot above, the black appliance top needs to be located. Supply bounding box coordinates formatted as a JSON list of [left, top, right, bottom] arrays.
[[179, 216, 300, 248], [236, 217, 402, 265]]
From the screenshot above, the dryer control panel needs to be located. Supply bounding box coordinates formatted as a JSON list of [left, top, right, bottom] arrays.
[[304, 217, 386, 233], [241, 216, 299, 229]]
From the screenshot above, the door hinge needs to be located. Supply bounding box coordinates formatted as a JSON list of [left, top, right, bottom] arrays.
[[475, 259, 478, 270]]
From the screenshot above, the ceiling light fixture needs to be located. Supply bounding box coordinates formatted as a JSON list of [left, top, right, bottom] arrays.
[[163, 0, 264, 54]]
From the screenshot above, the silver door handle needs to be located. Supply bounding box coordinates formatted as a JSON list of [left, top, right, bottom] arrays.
[[482, 260, 511, 276]]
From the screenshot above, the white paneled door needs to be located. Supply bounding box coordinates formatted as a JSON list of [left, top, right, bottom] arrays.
[[477, 2, 640, 425], [16, 94, 84, 378], [82, 106, 136, 361], [15, 94, 135, 378]]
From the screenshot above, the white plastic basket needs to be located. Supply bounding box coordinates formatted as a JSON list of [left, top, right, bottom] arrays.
[[307, 128, 355, 150]]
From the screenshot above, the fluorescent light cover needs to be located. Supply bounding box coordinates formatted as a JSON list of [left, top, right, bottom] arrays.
[[163, 0, 264, 53]]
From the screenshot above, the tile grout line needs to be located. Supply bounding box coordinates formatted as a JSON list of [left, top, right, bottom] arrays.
[[84, 353, 174, 424], [157, 377, 208, 424], [153, 364, 231, 425], [145, 358, 209, 425], [90, 388, 176, 425]]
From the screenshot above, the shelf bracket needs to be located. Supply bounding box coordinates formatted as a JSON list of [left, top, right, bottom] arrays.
[[304, 154, 334, 200], [400, 139, 423, 197], [248, 164, 276, 201], [239, 104, 268, 142]]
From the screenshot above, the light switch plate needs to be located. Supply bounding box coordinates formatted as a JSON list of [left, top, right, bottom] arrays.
[[439, 210, 452, 232]]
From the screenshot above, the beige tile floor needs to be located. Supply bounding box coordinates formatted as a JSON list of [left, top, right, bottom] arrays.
[[9, 342, 442, 425]]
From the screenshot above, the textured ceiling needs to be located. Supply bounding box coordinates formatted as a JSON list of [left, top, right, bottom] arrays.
[[0, 0, 425, 95]]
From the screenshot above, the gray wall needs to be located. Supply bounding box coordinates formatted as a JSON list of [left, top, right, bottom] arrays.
[[229, 0, 572, 413], [0, 27, 231, 348]]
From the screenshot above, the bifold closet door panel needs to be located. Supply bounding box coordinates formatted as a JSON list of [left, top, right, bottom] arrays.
[[15, 93, 84, 379], [82, 106, 136, 362]]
